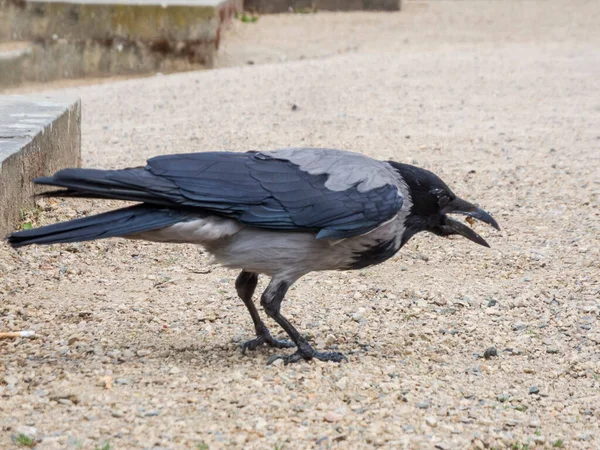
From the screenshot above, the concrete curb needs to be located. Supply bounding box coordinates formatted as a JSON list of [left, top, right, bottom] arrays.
[[0, 95, 81, 236]]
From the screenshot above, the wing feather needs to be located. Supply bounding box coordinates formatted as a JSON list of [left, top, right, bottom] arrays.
[[35, 149, 404, 239]]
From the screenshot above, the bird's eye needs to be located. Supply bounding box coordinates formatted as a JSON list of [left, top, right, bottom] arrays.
[[430, 188, 450, 208], [438, 194, 450, 208]]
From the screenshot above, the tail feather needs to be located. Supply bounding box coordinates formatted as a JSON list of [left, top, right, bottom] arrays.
[[6, 204, 195, 248], [34, 167, 179, 206]]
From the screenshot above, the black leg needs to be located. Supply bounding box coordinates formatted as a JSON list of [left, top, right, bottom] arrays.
[[260, 278, 348, 365], [235, 271, 294, 353]]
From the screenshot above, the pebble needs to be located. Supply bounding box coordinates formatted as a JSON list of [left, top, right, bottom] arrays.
[[335, 377, 348, 390], [107, 350, 121, 358], [425, 416, 438, 427], [417, 401, 430, 409], [547, 348, 560, 354], [111, 410, 124, 418], [325, 334, 336, 347], [512, 322, 528, 331], [14, 426, 38, 440], [3, 375, 18, 386], [169, 366, 181, 375], [483, 347, 498, 359], [324, 411, 344, 422], [497, 393, 510, 402], [529, 386, 540, 395], [137, 349, 151, 357], [115, 378, 131, 385]]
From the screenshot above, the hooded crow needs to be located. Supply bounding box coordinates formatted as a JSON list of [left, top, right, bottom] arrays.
[[7, 148, 500, 365]]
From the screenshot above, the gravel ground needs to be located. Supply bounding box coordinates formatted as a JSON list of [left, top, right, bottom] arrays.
[[2, 1, 600, 449]]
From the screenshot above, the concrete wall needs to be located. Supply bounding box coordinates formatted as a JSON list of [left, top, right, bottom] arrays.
[[0, 0, 242, 87], [0, 95, 81, 236]]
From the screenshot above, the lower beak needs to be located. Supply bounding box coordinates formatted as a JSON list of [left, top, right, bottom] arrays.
[[442, 217, 491, 247]]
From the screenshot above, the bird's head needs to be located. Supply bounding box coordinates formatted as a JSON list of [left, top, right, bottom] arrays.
[[388, 162, 500, 248]]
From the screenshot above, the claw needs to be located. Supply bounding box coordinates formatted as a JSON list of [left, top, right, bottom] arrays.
[[267, 349, 348, 365], [241, 331, 294, 354]]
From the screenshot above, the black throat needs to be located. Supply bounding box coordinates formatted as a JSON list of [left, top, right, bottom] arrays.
[[347, 237, 400, 270]]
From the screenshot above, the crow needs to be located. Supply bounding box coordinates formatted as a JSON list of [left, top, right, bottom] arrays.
[[7, 148, 499, 365]]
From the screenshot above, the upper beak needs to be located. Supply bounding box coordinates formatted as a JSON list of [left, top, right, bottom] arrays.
[[440, 198, 500, 247]]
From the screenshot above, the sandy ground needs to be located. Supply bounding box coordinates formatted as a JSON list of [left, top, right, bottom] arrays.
[[2, 0, 600, 449]]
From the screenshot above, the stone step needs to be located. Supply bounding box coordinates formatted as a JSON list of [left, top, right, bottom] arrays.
[[0, 0, 241, 87], [0, 95, 81, 235], [5, 0, 240, 43], [0, 39, 210, 89]]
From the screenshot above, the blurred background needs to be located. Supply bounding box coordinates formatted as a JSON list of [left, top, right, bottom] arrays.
[[0, 0, 402, 92]]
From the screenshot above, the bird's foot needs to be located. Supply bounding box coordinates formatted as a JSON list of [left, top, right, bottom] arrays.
[[241, 330, 294, 354], [266, 342, 348, 365]]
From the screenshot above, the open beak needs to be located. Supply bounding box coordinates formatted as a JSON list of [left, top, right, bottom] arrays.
[[440, 198, 500, 247]]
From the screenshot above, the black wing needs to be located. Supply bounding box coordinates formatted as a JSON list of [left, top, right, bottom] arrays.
[[35, 151, 404, 239]]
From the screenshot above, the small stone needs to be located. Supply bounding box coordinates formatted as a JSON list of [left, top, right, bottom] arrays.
[[137, 349, 151, 357], [497, 393, 510, 403], [111, 410, 124, 418], [169, 366, 181, 375], [107, 350, 121, 358], [122, 349, 134, 358], [483, 347, 498, 359], [3, 375, 18, 386], [115, 378, 131, 385], [417, 400, 430, 409], [233, 432, 248, 445], [13, 426, 38, 441], [579, 432, 593, 441], [335, 377, 348, 390], [529, 386, 540, 395], [487, 299, 497, 307], [145, 410, 160, 417], [325, 334, 336, 347], [353, 292, 363, 300], [324, 411, 343, 422], [268, 358, 284, 368], [425, 417, 437, 427], [547, 348, 560, 354], [512, 322, 527, 331], [351, 312, 364, 323]]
